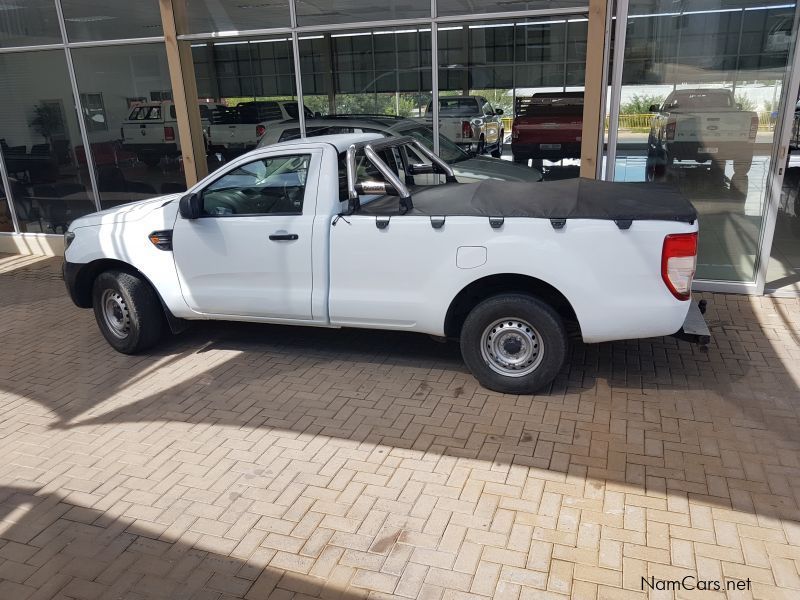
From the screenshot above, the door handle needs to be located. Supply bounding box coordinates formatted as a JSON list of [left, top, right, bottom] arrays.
[[269, 233, 298, 241]]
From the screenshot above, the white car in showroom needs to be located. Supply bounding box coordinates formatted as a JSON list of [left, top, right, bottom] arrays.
[[63, 134, 708, 394]]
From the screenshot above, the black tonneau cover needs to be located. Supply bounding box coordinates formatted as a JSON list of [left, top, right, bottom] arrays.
[[359, 178, 697, 224]]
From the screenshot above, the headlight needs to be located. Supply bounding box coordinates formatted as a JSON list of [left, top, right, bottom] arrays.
[[64, 230, 75, 251]]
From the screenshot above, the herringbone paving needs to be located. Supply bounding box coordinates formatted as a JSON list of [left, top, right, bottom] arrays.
[[0, 253, 799, 599]]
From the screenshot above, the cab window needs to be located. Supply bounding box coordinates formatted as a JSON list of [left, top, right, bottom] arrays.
[[202, 154, 310, 217]]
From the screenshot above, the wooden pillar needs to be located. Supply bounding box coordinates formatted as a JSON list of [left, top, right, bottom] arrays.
[[159, 0, 208, 186], [579, 0, 610, 179]]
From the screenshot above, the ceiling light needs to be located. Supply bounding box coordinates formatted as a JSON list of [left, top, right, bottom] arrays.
[[65, 16, 117, 23]]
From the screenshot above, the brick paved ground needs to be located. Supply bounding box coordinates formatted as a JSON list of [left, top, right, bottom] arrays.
[[0, 253, 799, 600]]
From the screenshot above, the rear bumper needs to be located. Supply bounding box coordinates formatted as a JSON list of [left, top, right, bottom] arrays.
[[672, 300, 711, 345], [512, 142, 581, 161], [666, 141, 754, 162]]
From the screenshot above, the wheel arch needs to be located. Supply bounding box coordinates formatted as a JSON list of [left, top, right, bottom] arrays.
[[443, 273, 579, 338], [70, 258, 187, 333]]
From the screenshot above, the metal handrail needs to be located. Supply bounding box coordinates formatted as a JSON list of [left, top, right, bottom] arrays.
[[345, 136, 456, 213]]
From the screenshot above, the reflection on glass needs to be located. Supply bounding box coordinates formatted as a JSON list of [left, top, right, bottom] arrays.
[[61, 1, 163, 42], [0, 51, 95, 233], [71, 44, 186, 207], [767, 116, 800, 293], [0, 0, 61, 47], [298, 29, 432, 117], [440, 18, 587, 180], [179, 0, 290, 34], [0, 181, 13, 232], [437, 0, 588, 17], [611, 1, 796, 284], [296, 0, 430, 26], [192, 37, 299, 171]]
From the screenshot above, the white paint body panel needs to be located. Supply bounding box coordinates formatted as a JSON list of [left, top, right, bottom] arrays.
[[65, 135, 696, 345]]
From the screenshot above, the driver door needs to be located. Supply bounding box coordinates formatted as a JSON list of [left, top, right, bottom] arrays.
[[172, 150, 319, 320]]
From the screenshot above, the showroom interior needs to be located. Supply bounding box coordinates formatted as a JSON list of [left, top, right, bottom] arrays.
[[0, 0, 798, 296]]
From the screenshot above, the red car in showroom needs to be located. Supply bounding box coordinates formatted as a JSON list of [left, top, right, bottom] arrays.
[[511, 92, 583, 169]]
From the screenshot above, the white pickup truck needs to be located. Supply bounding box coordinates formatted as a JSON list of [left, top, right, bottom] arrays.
[[208, 100, 316, 159], [63, 134, 708, 394], [422, 96, 505, 157], [647, 89, 759, 181]]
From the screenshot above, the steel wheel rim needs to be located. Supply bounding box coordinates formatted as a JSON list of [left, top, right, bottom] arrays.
[[101, 289, 130, 339], [480, 318, 543, 378]]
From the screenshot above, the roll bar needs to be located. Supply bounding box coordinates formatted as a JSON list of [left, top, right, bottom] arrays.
[[346, 136, 456, 214]]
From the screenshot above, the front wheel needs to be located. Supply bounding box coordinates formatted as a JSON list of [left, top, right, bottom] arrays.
[[460, 294, 568, 394], [92, 270, 164, 354]]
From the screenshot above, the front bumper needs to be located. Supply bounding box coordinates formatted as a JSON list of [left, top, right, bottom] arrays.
[[672, 299, 711, 345], [63, 260, 89, 308]]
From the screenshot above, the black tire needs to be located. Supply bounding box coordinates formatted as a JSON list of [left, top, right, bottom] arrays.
[[646, 146, 667, 182], [491, 132, 504, 158], [512, 155, 527, 165], [460, 294, 568, 394], [92, 270, 164, 354]]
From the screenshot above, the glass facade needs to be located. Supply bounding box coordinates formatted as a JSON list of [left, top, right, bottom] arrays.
[[71, 44, 186, 204], [0, 50, 95, 233], [607, 0, 800, 291], [0, 0, 798, 296]]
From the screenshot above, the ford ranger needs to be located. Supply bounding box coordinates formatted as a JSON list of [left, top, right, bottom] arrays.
[[63, 134, 708, 394], [646, 89, 759, 181]]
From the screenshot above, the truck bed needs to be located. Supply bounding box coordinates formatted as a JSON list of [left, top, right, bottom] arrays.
[[359, 178, 697, 224]]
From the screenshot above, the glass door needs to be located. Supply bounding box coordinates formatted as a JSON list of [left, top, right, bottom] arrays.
[[606, 1, 800, 287]]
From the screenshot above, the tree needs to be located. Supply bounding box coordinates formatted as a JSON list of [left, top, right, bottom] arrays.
[[735, 94, 756, 112], [621, 94, 665, 114], [29, 103, 64, 149]]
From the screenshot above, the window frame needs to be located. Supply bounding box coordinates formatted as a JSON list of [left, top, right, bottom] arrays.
[[197, 152, 314, 218]]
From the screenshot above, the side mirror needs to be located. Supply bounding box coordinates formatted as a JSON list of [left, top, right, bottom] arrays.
[[736, 103, 743, 110], [179, 192, 202, 220], [495, 108, 504, 115], [648, 104, 660, 113], [314, 111, 322, 118]]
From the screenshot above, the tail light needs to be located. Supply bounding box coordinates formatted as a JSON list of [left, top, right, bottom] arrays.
[[661, 232, 698, 301], [256, 124, 266, 138], [164, 126, 175, 142], [512, 124, 519, 140], [665, 119, 676, 141], [749, 116, 759, 140], [461, 121, 473, 138]]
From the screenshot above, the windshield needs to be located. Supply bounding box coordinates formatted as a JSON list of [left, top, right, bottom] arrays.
[[668, 91, 733, 110], [284, 103, 314, 119], [388, 123, 469, 164]]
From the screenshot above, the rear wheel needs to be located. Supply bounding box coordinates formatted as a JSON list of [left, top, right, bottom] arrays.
[[460, 294, 568, 394], [512, 155, 527, 165], [92, 270, 164, 354]]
